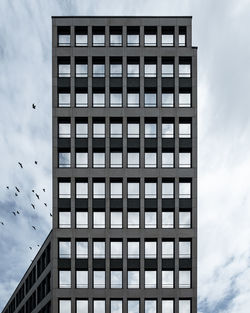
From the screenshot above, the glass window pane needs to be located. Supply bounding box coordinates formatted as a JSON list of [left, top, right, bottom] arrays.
[[162, 182, 174, 198], [179, 270, 191, 288], [162, 93, 174, 107], [59, 270, 71, 288], [93, 300, 105, 313], [93, 123, 105, 138], [179, 64, 191, 77], [93, 152, 105, 168], [128, 124, 139, 138], [110, 93, 122, 107], [110, 123, 122, 138], [59, 152, 71, 168], [179, 300, 191, 313], [76, 300, 88, 313], [179, 34, 186, 46], [110, 64, 122, 77], [144, 64, 156, 77], [93, 271, 105, 288], [145, 241, 157, 258], [128, 271, 139, 288], [162, 271, 174, 288], [179, 241, 191, 258], [128, 152, 139, 168], [111, 241, 122, 258], [127, 182, 139, 198], [144, 94, 157, 107], [76, 123, 88, 138], [145, 182, 157, 198], [145, 300, 156, 313], [110, 152, 122, 168], [93, 93, 105, 107], [145, 153, 157, 168], [76, 34, 88, 46], [93, 212, 105, 228], [110, 34, 122, 46], [59, 212, 71, 228], [76, 182, 88, 198], [58, 93, 70, 107], [93, 241, 105, 258], [162, 153, 174, 168], [76, 270, 88, 288], [76, 241, 88, 258], [111, 271, 122, 288], [127, 35, 139, 46], [179, 182, 191, 198], [127, 93, 140, 107], [59, 123, 71, 138], [145, 212, 156, 228], [179, 212, 191, 228], [128, 241, 139, 258], [110, 212, 122, 228], [145, 34, 156, 46], [93, 64, 105, 77], [59, 182, 71, 198], [58, 35, 70, 46], [179, 153, 191, 168], [76, 212, 88, 228], [179, 93, 191, 107], [76, 64, 88, 77], [162, 64, 174, 78], [127, 212, 139, 228], [162, 123, 174, 138], [59, 241, 71, 258], [162, 241, 174, 258], [93, 35, 105, 46], [145, 270, 157, 288], [145, 123, 157, 138], [59, 300, 71, 313], [110, 182, 122, 198], [162, 212, 174, 228], [162, 34, 174, 47], [93, 182, 105, 198], [76, 93, 88, 107], [127, 64, 139, 77], [59, 64, 70, 77], [179, 123, 191, 138], [162, 300, 174, 313], [76, 152, 88, 168]]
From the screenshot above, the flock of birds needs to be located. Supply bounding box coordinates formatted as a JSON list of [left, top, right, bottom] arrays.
[[0, 103, 52, 255]]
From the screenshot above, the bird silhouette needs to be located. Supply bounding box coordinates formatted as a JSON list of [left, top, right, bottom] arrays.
[[18, 162, 23, 168], [12, 212, 16, 216], [32, 190, 35, 193], [0, 221, 4, 226], [37, 245, 40, 247], [44, 203, 47, 207], [31, 203, 35, 209], [50, 213, 53, 217], [15, 193, 18, 197], [29, 247, 32, 250], [35, 193, 39, 200], [43, 188, 45, 192], [15, 187, 20, 192], [35, 161, 38, 164], [32, 226, 36, 230], [6, 186, 9, 189], [32, 103, 36, 109], [16, 211, 20, 214]]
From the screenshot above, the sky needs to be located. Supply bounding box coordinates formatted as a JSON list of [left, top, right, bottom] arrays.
[[0, 0, 250, 312]]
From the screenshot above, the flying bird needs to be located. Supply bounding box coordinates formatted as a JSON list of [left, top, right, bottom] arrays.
[[44, 203, 47, 207], [15, 193, 18, 197], [31, 203, 35, 209], [32, 226, 36, 230], [37, 245, 40, 247], [16, 211, 20, 215], [32, 190, 35, 193], [32, 103, 36, 109], [43, 188, 45, 192], [6, 186, 9, 189], [50, 213, 53, 217], [18, 162, 23, 168], [35, 193, 39, 200], [29, 247, 32, 250], [15, 186, 20, 192], [0, 221, 4, 226], [35, 161, 38, 165], [12, 211, 16, 216]]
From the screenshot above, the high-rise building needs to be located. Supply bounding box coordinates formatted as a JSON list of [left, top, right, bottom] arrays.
[[2, 16, 197, 313]]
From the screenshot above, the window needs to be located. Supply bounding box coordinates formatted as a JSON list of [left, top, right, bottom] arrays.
[[59, 212, 71, 228], [93, 93, 105, 107], [145, 271, 157, 288], [162, 93, 174, 107], [76, 93, 88, 107], [179, 300, 191, 313], [162, 64, 174, 78], [144, 93, 157, 107], [145, 182, 157, 199], [128, 212, 139, 228], [128, 123, 140, 138], [127, 64, 139, 77], [145, 300, 156, 313], [179, 93, 191, 107], [179, 212, 191, 228], [110, 212, 122, 228], [162, 34, 174, 47], [179, 152, 191, 168], [58, 64, 70, 77], [76, 182, 88, 198], [145, 64, 156, 77], [93, 152, 105, 168], [162, 300, 174, 313], [93, 271, 105, 288], [59, 123, 71, 138], [93, 64, 105, 77], [128, 241, 139, 258], [162, 271, 174, 288], [76, 152, 88, 168], [128, 271, 139, 288], [110, 152, 122, 168], [145, 241, 157, 259], [111, 271, 122, 288], [110, 64, 122, 77], [59, 182, 71, 198], [58, 35, 70, 47], [162, 212, 174, 228], [127, 93, 140, 107], [76, 271, 88, 288], [162, 123, 174, 138], [76, 64, 88, 77], [110, 241, 122, 258], [162, 153, 174, 168], [110, 123, 122, 138], [179, 64, 191, 78], [179, 271, 191, 288], [93, 241, 105, 258], [145, 212, 157, 228], [110, 301, 122, 313], [59, 270, 71, 288], [76, 34, 88, 47], [110, 34, 122, 46], [179, 241, 191, 258], [128, 301, 139, 313], [127, 34, 139, 46], [145, 153, 157, 168], [59, 299, 71, 313], [93, 34, 105, 46], [179, 27, 186, 47], [76, 241, 88, 259], [93, 123, 105, 138], [58, 93, 70, 107], [162, 182, 174, 198], [179, 182, 191, 198], [59, 152, 71, 168], [93, 182, 105, 198], [76, 212, 88, 228], [76, 300, 88, 313], [145, 123, 157, 138], [110, 93, 122, 107], [127, 182, 140, 198], [93, 212, 105, 228], [59, 241, 71, 258], [76, 123, 88, 138], [110, 182, 122, 198], [162, 241, 174, 258], [128, 152, 139, 168], [179, 123, 191, 138], [145, 35, 157, 46], [93, 300, 105, 313]]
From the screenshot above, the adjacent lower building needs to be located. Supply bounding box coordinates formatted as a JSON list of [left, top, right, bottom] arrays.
[[2, 16, 197, 313]]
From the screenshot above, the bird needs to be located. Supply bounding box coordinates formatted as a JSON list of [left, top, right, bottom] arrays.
[[6, 186, 9, 189], [15, 186, 20, 192], [32, 226, 36, 230], [44, 203, 47, 207], [43, 188, 45, 192], [35, 193, 39, 200], [12, 211, 16, 216], [34, 161, 38, 165], [16, 211, 20, 215], [18, 162, 23, 168], [37, 245, 40, 247], [15, 193, 18, 197], [31, 203, 35, 209], [32, 189, 35, 193], [32, 103, 36, 109], [29, 247, 32, 250], [50, 213, 53, 217], [0, 221, 4, 226]]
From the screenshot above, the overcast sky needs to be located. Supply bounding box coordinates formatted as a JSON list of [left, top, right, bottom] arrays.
[[1, 0, 250, 312]]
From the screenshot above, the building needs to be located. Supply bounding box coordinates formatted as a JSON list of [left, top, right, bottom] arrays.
[[2, 16, 197, 313]]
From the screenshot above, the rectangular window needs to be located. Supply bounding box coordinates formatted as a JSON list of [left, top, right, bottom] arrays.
[[93, 271, 105, 288], [110, 64, 122, 77], [76, 152, 88, 168], [110, 152, 122, 168], [179, 300, 191, 313], [76, 212, 88, 228], [59, 270, 71, 288], [127, 64, 139, 77], [179, 152, 191, 168], [179, 182, 191, 198], [58, 35, 70, 47], [162, 212, 174, 228], [76, 270, 88, 288], [179, 212, 191, 228], [179, 270, 191, 288], [111, 271, 122, 288], [59, 300, 71, 313], [127, 34, 139, 46], [59, 123, 71, 138], [76, 123, 88, 138], [76, 93, 88, 107], [128, 301, 139, 313], [110, 93, 122, 107], [110, 182, 122, 198], [76, 64, 88, 77], [128, 241, 139, 259], [58, 93, 70, 107], [93, 182, 105, 198], [93, 123, 105, 138], [162, 93, 174, 107], [127, 212, 139, 228], [145, 34, 157, 46], [128, 271, 139, 288], [179, 241, 191, 258], [110, 34, 122, 46], [145, 152, 157, 168], [110, 211, 122, 228], [58, 64, 70, 77], [59, 241, 71, 258], [110, 123, 122, 138], [128, 152, 140, 168], [110, 241, 122, 258], [144, 93, 157, 107], [93, 93, 105, 107], [127, 182, 140, 198], [127, 93, 140, 107], [162, 182, 174, 198], [93, 241, 105, 258], [162, 34, 174, 47], [162, 241, 174, 258], [93, 35, 105, 46], [93, 300, 105, 313], [59, 182, 71, 198], [59, 212, 71, 228], [76, 182, 88, 199], [93, 212, 105, 228], [162, 271, 174, 288], [179, 64, 191, 78], [76, 241, 88, 259], [93, 152, 105, 168], [145, 241, 157, 259], [162, 64, 174, 78], [144, 64, 156, 77], [145, 123, 157, 138], [145, 182, 157, 199], [179, 93, 191, 107], [59, 152, 71, 168], [162, 153, 174, 168], [162, 123, 174, 138], [76, 34, 88, 47], [145, 271, 157, 288], [179, 123, 191, 138], [128, 123, 140, 138], [76, 300, 88, 313], [145, 301, 156, 313], [145, 211, 157, 228], [93, 64, 105, 77], [162, 300, 174, 313], [179, 27, 186, 47]]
